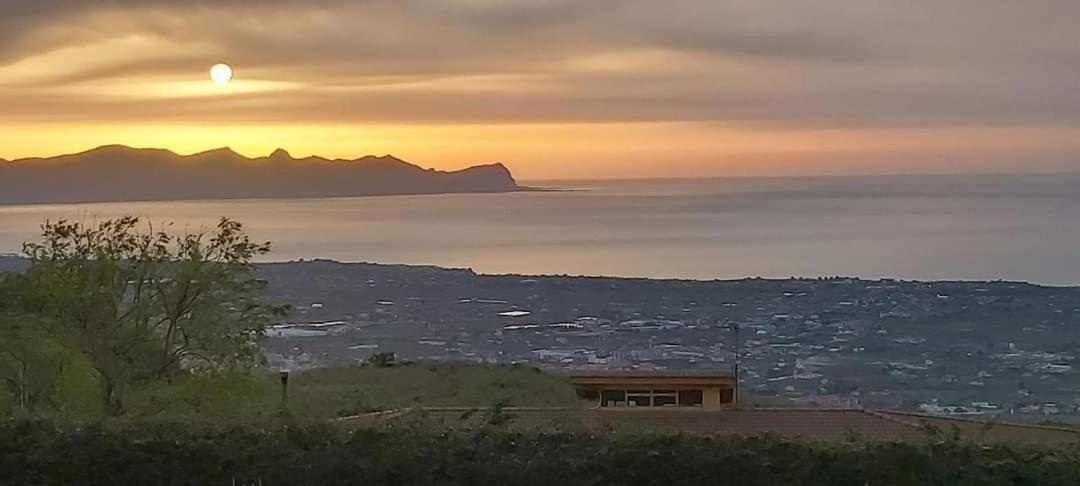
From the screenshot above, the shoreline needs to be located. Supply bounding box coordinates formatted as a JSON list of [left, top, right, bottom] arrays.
[[4, 255, 1078, 288], [262, 258, 1080, 288]]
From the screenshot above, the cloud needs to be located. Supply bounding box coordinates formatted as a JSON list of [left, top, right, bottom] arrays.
[[2, 0, 1080, 129]]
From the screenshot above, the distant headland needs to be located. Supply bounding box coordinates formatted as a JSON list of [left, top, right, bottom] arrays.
[[0, 145, 522, 205]]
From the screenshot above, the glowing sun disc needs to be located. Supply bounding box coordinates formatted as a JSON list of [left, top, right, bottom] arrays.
[[210, 63, 233, 85]]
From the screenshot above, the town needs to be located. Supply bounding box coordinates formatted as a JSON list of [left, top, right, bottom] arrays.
[[258, 259, 1080, 419]]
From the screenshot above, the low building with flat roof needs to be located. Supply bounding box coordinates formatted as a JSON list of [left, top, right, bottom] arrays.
[[340, 370, 1080, 443], [567, 370, 737, 410]]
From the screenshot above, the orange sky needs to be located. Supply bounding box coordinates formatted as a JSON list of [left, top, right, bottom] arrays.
[[3, 1, 1080, 179]]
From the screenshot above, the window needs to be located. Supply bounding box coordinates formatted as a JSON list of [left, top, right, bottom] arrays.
[[653, 390, 678, 407], [597, 388, 711, 407], [678, 389, 704, 407], [626, 390, 651, 407], [578, 389, 600, 401], [601, 389, 626, 407], [720, 389, 734, 404]]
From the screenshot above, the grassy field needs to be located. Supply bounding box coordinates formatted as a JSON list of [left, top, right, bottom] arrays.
[[4, 357, 799, 422], [2, 357, 824, 422], [122, 362, 582, 421]]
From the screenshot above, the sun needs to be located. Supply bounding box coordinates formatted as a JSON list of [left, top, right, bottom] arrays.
[[210, 63, 233, 85]]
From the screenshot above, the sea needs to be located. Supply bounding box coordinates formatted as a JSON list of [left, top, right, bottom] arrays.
[[2, 173, 1080, 285]]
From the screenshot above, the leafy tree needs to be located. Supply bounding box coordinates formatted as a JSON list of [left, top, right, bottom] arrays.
[[9, 216, 285, 416], [0, 278, 71, 415]]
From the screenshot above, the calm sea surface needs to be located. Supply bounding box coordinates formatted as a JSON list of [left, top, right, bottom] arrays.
[[2, 174, 1080, 285]]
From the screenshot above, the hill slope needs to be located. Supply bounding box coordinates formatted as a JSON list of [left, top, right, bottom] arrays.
[[0, 145, 521, 204]]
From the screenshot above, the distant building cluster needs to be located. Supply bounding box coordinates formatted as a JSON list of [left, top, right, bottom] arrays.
[[260, 260, 1080, 418]]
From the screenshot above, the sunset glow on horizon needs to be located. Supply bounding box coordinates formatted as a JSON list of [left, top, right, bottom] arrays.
[[3, 1, 1080, 179]]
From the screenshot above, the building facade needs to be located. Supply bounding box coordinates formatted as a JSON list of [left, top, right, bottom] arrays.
[[568, 370, 737, 410]]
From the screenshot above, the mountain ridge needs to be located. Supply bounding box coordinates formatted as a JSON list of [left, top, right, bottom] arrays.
[[0, 145, 521, 205]]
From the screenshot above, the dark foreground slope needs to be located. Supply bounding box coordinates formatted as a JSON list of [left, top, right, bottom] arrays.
[[4, 421, 1080, 486], [0, 145, 520, 204]]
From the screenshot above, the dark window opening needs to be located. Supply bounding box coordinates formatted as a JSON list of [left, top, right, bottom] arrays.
[[601, 389, 626, 407], [678, 389, 704, 407], [597, 388, 715, 407], [627, 390, 651, 407], [719, 389, 734, 404], [578, 389, 600, 401], [648, 390, 673, 406]]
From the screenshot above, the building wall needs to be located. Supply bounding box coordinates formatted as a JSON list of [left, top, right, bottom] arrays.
[[576, 384, 736, 409], [703, 387, 722, 409]]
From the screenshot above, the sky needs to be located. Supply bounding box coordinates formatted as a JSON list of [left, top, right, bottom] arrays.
[[2, 0, 1080, 180]]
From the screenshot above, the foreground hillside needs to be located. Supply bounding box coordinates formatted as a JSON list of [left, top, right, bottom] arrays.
[[0, 362, 579, 421], [4, 361, 1080, 484], [4, 421, 1080, 485], [0, 145, 520, 204]]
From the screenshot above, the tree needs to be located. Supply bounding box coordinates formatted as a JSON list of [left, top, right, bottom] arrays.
[[10, 217, 285, 416], [0, 278, 71, 415]]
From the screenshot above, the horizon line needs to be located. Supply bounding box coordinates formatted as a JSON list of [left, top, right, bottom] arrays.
[[5, 143, 1080, 182]]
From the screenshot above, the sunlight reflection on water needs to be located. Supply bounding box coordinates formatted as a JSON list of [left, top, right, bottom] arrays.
[[2, 174, 1079, 285]]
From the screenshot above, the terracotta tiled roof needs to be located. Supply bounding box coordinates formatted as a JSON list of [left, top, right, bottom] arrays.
[[343, 407, 1080, 444], [597, 408, 925, 441], [876, 410, 1080, 444], [345, 407, 920, 441]]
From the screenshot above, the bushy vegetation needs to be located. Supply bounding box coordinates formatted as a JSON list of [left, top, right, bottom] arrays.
[[0, 345, 580, 421], [0, 217, 284, 417], [3, 420, 1080, 485]]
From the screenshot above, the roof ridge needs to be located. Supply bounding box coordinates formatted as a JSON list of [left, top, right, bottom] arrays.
[[877, 410, 1080, 434], [411, 406, 877, 413], [862, 409, 927, 431], [737, 407, 866, 412], [335, 408, 412, 421]]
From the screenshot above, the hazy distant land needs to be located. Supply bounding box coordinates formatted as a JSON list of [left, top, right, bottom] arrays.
[[0, 145, 521, 205]]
